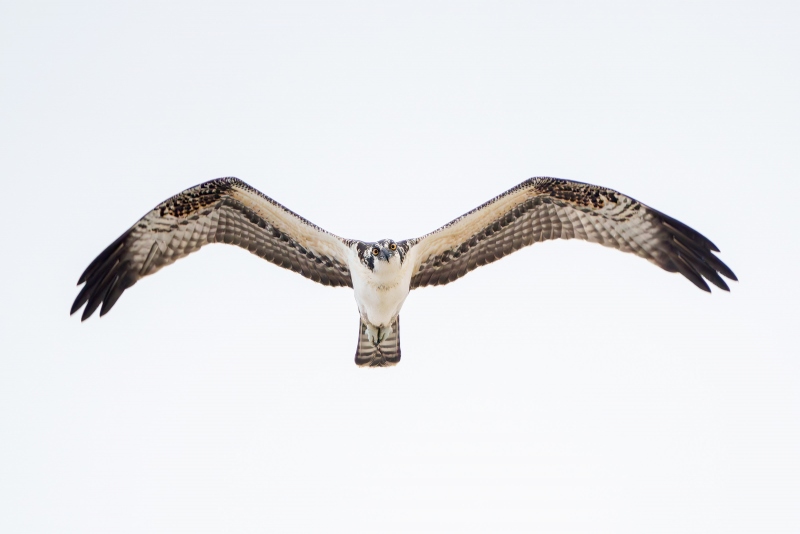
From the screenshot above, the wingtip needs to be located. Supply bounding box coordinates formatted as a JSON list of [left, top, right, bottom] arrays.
[[80, 306, 93, 321], [714, 279, 730, 292], [69, 298, 83, 317], [69, 300, 89, 320]]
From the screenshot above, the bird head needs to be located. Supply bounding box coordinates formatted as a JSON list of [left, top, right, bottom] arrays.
[[359, 239, 405, 271]]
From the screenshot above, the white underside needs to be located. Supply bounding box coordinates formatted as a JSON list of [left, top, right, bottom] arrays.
[[349, 249, 414, 328]]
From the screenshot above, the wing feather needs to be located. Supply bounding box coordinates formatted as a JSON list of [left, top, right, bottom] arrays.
[[405, 177, 736, 291], [72, 177, 353, 320]]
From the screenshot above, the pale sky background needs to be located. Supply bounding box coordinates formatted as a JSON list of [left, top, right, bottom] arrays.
[[1, 1, 799, 533]]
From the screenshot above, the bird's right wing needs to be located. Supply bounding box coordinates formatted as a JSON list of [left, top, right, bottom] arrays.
[[71, 177, 353, 320]]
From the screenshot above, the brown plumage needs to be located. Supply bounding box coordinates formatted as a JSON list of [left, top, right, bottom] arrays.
[[406, 178, 736, 292], [71, 178, 352, 321]]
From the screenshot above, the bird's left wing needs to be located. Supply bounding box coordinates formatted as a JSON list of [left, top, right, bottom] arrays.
[[71, 177, 353, 320], [404, 177, 736, 291]]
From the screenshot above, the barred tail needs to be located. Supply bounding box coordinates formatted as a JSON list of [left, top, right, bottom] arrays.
[[355, 316, 401, 367]]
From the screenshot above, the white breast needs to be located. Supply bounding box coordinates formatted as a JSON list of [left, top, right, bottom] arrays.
[[349, 250, 414, 327]]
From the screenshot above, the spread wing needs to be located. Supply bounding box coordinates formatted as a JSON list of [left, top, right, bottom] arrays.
[[405, 177, 736, 291], [71, 177, 353, 320]]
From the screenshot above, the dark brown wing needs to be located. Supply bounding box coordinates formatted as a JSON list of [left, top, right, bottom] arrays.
[[406, 177, 736, 291], [71, 177, 353, 320]]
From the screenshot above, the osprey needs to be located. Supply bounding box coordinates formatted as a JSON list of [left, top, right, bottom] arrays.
[[71, 177, 736, 366]]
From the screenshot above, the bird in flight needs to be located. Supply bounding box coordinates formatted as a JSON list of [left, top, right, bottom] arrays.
[[72, 177, 736, 366]]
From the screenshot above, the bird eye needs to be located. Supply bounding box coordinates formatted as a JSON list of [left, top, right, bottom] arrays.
[[372, 247, 380, 256], [389, 243, 397, 250]]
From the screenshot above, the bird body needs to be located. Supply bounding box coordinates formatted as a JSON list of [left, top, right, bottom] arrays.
[[349, 240, 413, 330], [72, 176, 736, 366]]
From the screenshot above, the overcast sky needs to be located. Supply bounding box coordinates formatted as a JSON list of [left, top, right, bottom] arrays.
[[2, 1, 799, 533]]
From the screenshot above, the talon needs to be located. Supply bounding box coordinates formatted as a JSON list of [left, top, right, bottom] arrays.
[[365, 324, 380, 345], [378, 325, 393, 343]]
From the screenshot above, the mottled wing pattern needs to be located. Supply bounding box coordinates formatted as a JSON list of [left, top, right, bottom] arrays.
[[406, 177, 736, 291], [72, 177, 353, 320]]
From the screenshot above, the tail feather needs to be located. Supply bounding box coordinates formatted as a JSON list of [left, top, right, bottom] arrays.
[[355, 316, 401, 367]]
